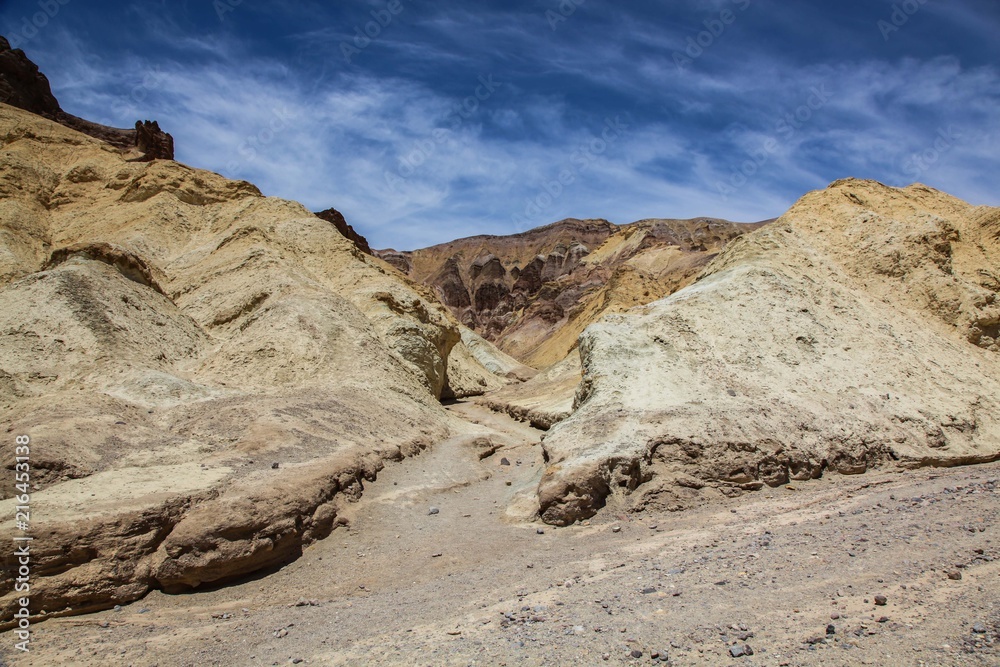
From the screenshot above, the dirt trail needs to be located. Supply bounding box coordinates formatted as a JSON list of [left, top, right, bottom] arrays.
[[6, 402, 1000, 666]]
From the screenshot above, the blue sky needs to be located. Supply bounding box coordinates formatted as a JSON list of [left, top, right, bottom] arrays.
[[2, 0, 999, 249]]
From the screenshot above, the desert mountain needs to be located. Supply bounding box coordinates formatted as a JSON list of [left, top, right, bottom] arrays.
[[536, 179, 1000, 525], [0, 99, 521, 620], [3, 37, 1000, 658], [378, 216, 767, 368]]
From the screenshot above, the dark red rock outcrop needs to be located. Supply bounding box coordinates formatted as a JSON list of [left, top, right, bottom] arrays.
[[135, 120, 175, 161], [314, 208, 373, 256], [377, 250, 412, 274], [377, 217, 771, 367], [431, 256, 471, 310], [0, 35, 174, 160], [0, 35, 59, 116]]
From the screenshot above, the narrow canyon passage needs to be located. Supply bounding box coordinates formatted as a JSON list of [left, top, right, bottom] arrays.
[[12, 398, 1000, 666]]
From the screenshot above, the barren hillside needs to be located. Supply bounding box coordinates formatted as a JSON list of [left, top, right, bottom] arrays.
[[0, 101, 518, 620], [378, 217, 767, 368], [537, 179, 1000, 525]]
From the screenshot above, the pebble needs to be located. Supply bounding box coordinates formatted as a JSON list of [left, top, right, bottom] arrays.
[[428, 507, 440, 515], [629, 649, 643, 658], [612, 526, 622, 533], [271, 462, 280, 469], [947, 570, 963, 580], [641, 587, 657, 595], [826, 624, 836, 635], [972, 623, 987, 634], [874, 595, 887, 606], [537, 528, 545, 535], [729, 644, 754, 658]]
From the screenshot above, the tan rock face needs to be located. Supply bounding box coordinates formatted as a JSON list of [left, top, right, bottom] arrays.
[[443, 326, 537, 400], [0, 102, 511, 619], [377, 218, 765, 368], [537, 179, 1000, 525], [479, 353, 581, 430]]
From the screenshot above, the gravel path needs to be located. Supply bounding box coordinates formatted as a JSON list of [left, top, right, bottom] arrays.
[[6, 402, 998, 666]]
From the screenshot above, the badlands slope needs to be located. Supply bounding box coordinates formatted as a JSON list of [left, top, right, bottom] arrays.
[[380, 217, 766, 368], [538, 179, 1000, 525], [3, 66, 1000, 659], [0, 101, 515, 620]]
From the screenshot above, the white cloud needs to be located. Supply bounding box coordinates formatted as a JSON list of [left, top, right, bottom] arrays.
[[20, 15, 1000, 250]]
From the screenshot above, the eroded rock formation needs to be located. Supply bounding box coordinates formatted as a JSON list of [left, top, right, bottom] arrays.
[[377, 217, 766, 367], [315, 207, 373, 256], [0, 101, 514, 622], [536, 179, 1000, 525], [0, 36, 174, 160], [134, 120, 174, 161]]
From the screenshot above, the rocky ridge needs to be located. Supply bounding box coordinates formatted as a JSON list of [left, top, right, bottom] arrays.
[[378, 217, 766, 368], [3, 37, 1000, 661], [0, 101, 516, 621], [536, 179, 1000, 525], [314, 207, 373, 256], [0, 36, 173, 160]]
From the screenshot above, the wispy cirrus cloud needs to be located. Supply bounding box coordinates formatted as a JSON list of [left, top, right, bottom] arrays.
[[2, 0, 998, 249]]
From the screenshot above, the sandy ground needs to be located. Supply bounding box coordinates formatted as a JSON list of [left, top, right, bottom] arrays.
[[2, 402, 998, 667]]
